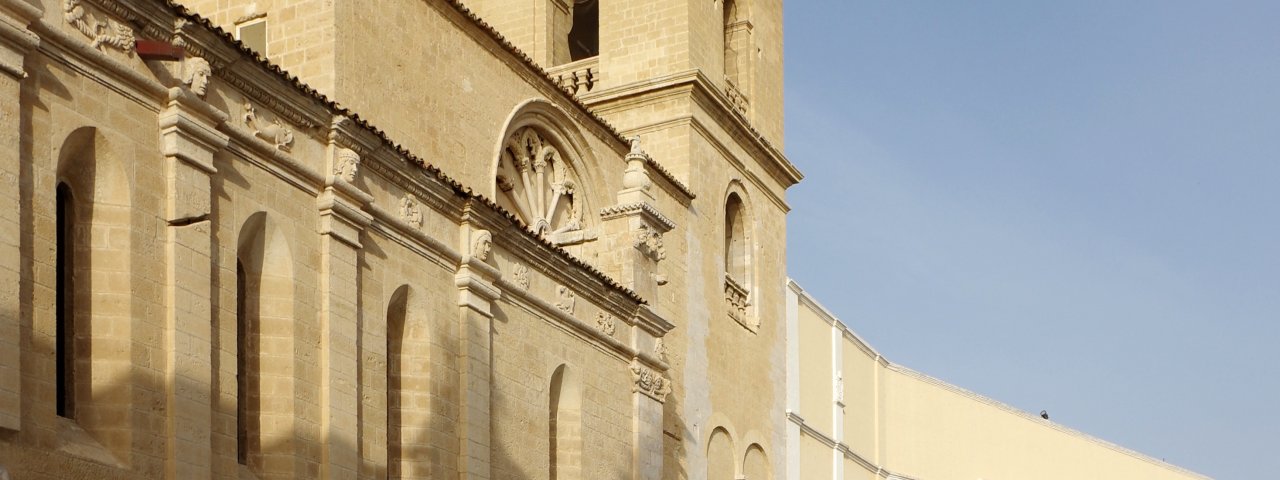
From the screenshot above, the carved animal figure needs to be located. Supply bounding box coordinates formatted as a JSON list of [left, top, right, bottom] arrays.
[[243, 102, 294, 151]]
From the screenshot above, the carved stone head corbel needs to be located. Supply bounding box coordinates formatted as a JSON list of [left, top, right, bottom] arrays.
[[333, 148, 360, 183], [181, 56, 212, 97], [471, 229, 493, 262]]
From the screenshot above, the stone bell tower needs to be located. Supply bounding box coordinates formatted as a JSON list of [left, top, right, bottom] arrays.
[[466, 1, 803, 478]]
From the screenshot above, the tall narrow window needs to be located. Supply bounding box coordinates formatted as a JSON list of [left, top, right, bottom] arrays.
[[56, 182, 75, 419], [236, 17, 268, 56], [568, 0, 599, 61], [723, 0, 741, 84], [722, 0, 751, 114], [724, 192, 753, 329], [236, 260, 248, 465]]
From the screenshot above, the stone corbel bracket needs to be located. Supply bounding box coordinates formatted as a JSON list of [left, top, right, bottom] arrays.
[[631, 304, 673, 367], [326, 114, 382, 186], [0, 0, 42, 79], [316, 186, 373, 249], [158, 87, 229, 222]]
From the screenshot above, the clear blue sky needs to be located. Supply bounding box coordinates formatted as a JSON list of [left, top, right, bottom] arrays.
[[783, 2, 1279, 478]]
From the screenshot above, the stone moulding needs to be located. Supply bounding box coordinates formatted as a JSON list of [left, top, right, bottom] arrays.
[[599, 202, 676, 232], [67, 0, 657, 317]]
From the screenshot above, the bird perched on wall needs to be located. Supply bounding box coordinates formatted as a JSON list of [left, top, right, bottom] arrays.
[[1040, 410, 1050, 420]]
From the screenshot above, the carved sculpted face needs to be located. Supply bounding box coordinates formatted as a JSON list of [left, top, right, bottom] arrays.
[[183, 57, 212, 97], [335, 149, 360, 182], [472, 230, 493, 261]]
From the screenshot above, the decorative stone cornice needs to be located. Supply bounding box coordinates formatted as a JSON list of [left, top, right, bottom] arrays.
[[599, 202, 676, 232], [0, 0, 42, 79]]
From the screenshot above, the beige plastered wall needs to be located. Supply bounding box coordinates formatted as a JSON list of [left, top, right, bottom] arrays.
[[787, 280, 1210, 480]]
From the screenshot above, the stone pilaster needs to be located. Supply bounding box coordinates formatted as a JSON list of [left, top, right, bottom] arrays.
[[629, 357, 671, 480], [455, 223, 500, 480], [158, 87, 229, 480], [0, 0, 40, 434], [600, 138, 675, 303], [316, 139, 373, 480]]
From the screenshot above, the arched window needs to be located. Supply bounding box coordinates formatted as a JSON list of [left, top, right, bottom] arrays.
[[707, 427, 735, 480], [53, 126, 133, 460], [568, 0, 599, 62], [724, 191, 753, 329], [723, 0, 751, 113], [235, 212, 294, 475], [723, 0, 741, 82], [549, 364, 582, 479], [387, 284, 430, 477], [56, 182, 75, 419], [724, 192, 747, 282]]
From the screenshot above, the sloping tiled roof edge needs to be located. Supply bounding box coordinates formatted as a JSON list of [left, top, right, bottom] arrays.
[[164, 1, 647, 305], [437, 0, 695, 199]]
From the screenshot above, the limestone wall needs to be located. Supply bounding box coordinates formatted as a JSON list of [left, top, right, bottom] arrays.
[[0, 1, 671, 479]]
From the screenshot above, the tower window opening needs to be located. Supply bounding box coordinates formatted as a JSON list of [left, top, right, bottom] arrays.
[[236, 18, 268, 56], [568, 0, 599, 61]]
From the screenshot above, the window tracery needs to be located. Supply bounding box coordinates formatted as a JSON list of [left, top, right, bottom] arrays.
[[496, 126, 590, 245]]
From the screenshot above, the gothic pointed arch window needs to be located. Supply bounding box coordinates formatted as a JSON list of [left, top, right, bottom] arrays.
[[495, 126, 593, 246]]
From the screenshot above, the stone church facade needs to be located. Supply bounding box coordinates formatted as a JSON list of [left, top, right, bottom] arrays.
[[0, 0, 797, 478]]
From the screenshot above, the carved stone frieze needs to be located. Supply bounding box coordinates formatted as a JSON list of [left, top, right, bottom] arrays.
[[512, 264, 531, 290], [555, 285, 575, 315], [64, 0, 135, 54], [333, 148, 360, 182], [244, 102, 295, 152], [596, 312, 616, 337], [399, 194, 423, 228], [629, 359, 671, 402], [654, 337, 668, 361], [633, 224, 665, 262]]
